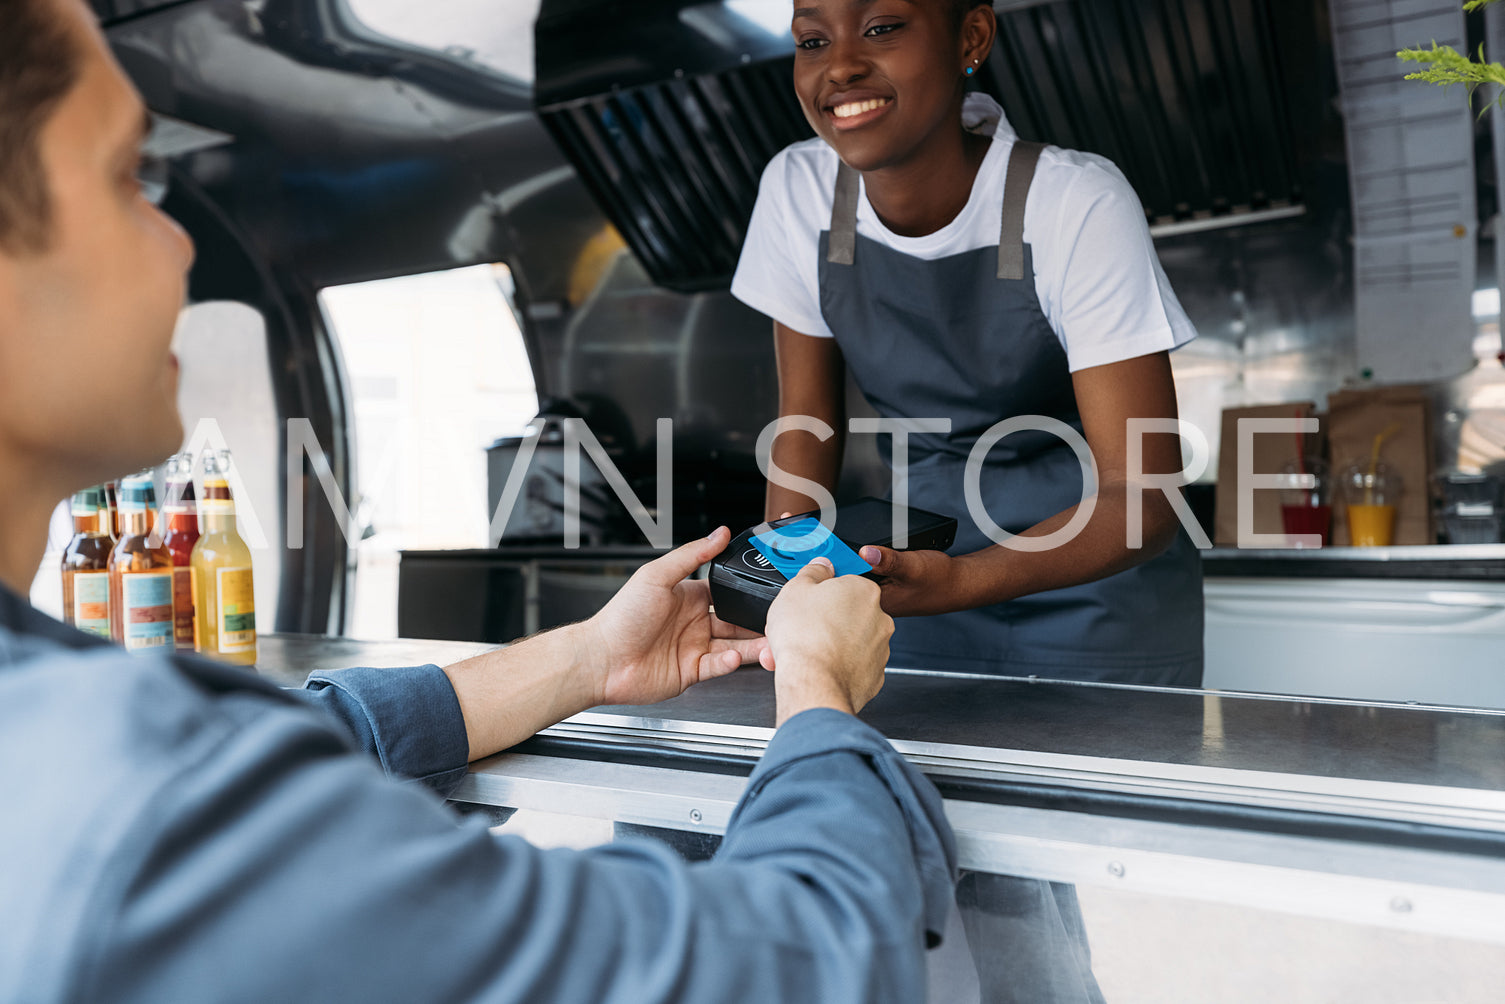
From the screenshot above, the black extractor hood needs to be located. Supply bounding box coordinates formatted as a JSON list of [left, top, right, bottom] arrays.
[[536, 0, 1332, 294]]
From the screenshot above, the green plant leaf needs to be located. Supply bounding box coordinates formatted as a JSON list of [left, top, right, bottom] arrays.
[[1398, 39, 1505, 110]]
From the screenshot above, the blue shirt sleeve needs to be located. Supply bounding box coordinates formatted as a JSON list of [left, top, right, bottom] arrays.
[[294, 665, 470, 795], [72, 694, 957, 1004]]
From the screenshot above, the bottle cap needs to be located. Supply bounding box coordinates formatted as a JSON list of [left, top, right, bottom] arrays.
[[202, 449, 232, 478], [117, 473, 158, 512], [164, 452, 197, 507], [71, 486, 106, 517]]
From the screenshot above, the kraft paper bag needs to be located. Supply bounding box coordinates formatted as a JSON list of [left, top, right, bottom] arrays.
[[1215, 402, 1320, 547], [1326, 386, 1433, 547]]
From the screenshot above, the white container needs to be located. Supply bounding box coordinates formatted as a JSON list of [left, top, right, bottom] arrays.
[[1204, 577, 1505, 709]]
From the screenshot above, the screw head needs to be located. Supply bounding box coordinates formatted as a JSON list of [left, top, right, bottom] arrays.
[[1390, 896, 1413, 914], [689, 809, 703, 824], [1108, 861, 1126, 878]]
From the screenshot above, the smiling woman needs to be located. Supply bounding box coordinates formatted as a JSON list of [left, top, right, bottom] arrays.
[[732, 1, 1208, 996]]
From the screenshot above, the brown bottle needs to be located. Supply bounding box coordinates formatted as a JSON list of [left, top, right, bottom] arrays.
[[108, 474, 174, 653], [104, 480, 122, 539], [162, 454, 200, 651], [61, 486, 114, 639]]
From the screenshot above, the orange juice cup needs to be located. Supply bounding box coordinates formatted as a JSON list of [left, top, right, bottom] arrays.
[[1346, 504, 1396, 547], [1340, 462, 1402, 548]]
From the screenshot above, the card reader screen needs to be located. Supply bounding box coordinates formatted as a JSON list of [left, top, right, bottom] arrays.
[[749, 518, 873, 580]]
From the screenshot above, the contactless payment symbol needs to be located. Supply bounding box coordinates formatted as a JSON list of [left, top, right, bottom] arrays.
[[749, 517, 873, 580]]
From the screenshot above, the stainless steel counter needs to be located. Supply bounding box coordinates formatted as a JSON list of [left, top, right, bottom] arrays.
[[258, 633, 1505, 831], [521, 665, 1505, 838], [255, 633, 497, 688], [1202, 543, 1505, 580], [257, 633, 1505, 947]]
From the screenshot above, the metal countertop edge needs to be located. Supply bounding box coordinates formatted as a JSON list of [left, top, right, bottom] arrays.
[[515, 722, 1505, 834]]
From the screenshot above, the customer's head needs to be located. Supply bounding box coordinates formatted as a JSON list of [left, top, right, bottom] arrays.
[[0, 0, 194, 494]]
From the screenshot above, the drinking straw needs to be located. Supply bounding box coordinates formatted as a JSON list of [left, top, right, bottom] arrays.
[[1366, 423, 1402, 506]]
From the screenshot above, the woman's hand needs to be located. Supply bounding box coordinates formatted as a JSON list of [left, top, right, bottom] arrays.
[[583, 527, 770, 707], [770, 510, 965, 619], [858, 545, 964, 618]]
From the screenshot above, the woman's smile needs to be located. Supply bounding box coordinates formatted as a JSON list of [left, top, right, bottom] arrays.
[[828, 95, 894, 130]]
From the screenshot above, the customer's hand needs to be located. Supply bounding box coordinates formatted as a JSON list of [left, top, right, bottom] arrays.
[[585, 527, 770, 707], [764, 558, 893, 726]]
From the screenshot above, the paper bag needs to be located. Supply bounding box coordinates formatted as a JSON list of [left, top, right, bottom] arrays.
[[1326, 386, 1433, 546], [1214, 402, 1320, 547]]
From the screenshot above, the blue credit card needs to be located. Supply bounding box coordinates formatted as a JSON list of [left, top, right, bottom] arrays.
[[749, 517, 873, 580]]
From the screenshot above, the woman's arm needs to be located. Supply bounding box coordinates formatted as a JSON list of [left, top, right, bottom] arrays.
[[862, 351, 1188, 616], [765, 322, 847, 521]]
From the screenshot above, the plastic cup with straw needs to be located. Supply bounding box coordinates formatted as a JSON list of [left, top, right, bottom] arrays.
[[1344, 423, 1402, 546]]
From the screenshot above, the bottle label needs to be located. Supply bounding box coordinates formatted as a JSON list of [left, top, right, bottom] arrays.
[[172, 567, 196, 650], [216, 567, 256, 653], [122, 571, 174, 652], [73, 573, 111, 639]]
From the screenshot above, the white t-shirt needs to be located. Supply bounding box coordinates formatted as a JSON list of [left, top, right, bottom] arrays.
[[730, 94, 1198, 373]]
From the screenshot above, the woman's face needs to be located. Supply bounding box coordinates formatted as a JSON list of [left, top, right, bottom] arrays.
[[790, 0, 984, 172]]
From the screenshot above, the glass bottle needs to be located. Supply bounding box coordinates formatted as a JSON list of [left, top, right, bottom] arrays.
[[191, 450, 257, 665], [162, 453, 201, 652], [61, 486, 114, 639], [108, 474, 175, 652], [103, 480, 121, 539]]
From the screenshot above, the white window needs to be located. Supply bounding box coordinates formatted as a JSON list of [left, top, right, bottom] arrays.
[[319, 263, 538, 639], [345, 0, 543, 83]]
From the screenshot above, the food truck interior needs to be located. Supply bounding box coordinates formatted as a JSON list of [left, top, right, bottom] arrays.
[[27, 0, 1505, 998]]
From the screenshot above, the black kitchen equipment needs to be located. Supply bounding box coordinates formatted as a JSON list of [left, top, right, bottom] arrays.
[[487, 399, 638, 547], [1438, 473, 1504, 545]]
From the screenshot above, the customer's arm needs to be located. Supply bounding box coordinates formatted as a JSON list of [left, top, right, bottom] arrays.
[[295, 528, 770, 789], [441, 527, 771, 760], [75, 563, 957, 1004]]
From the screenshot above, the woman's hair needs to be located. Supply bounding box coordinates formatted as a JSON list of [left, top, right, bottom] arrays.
[[953, 0, 992, 24], [0, 0, 84, 253]]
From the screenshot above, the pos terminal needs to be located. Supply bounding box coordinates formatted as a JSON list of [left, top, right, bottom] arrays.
[[708, 497, 958, 633]]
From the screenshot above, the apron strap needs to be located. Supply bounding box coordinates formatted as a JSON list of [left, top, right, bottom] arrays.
[[829, 140, 1045, 275], [997, 140, 1045, 281], [827, 162, 860, 266]]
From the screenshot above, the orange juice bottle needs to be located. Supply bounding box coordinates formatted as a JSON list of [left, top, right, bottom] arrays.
[[61, 486, 114, 639], [191, 450, 257, 665], [108, 474, 175, 652]]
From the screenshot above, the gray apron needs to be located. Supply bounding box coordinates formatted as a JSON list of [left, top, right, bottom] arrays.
[[819, 140, 1204, 685]]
